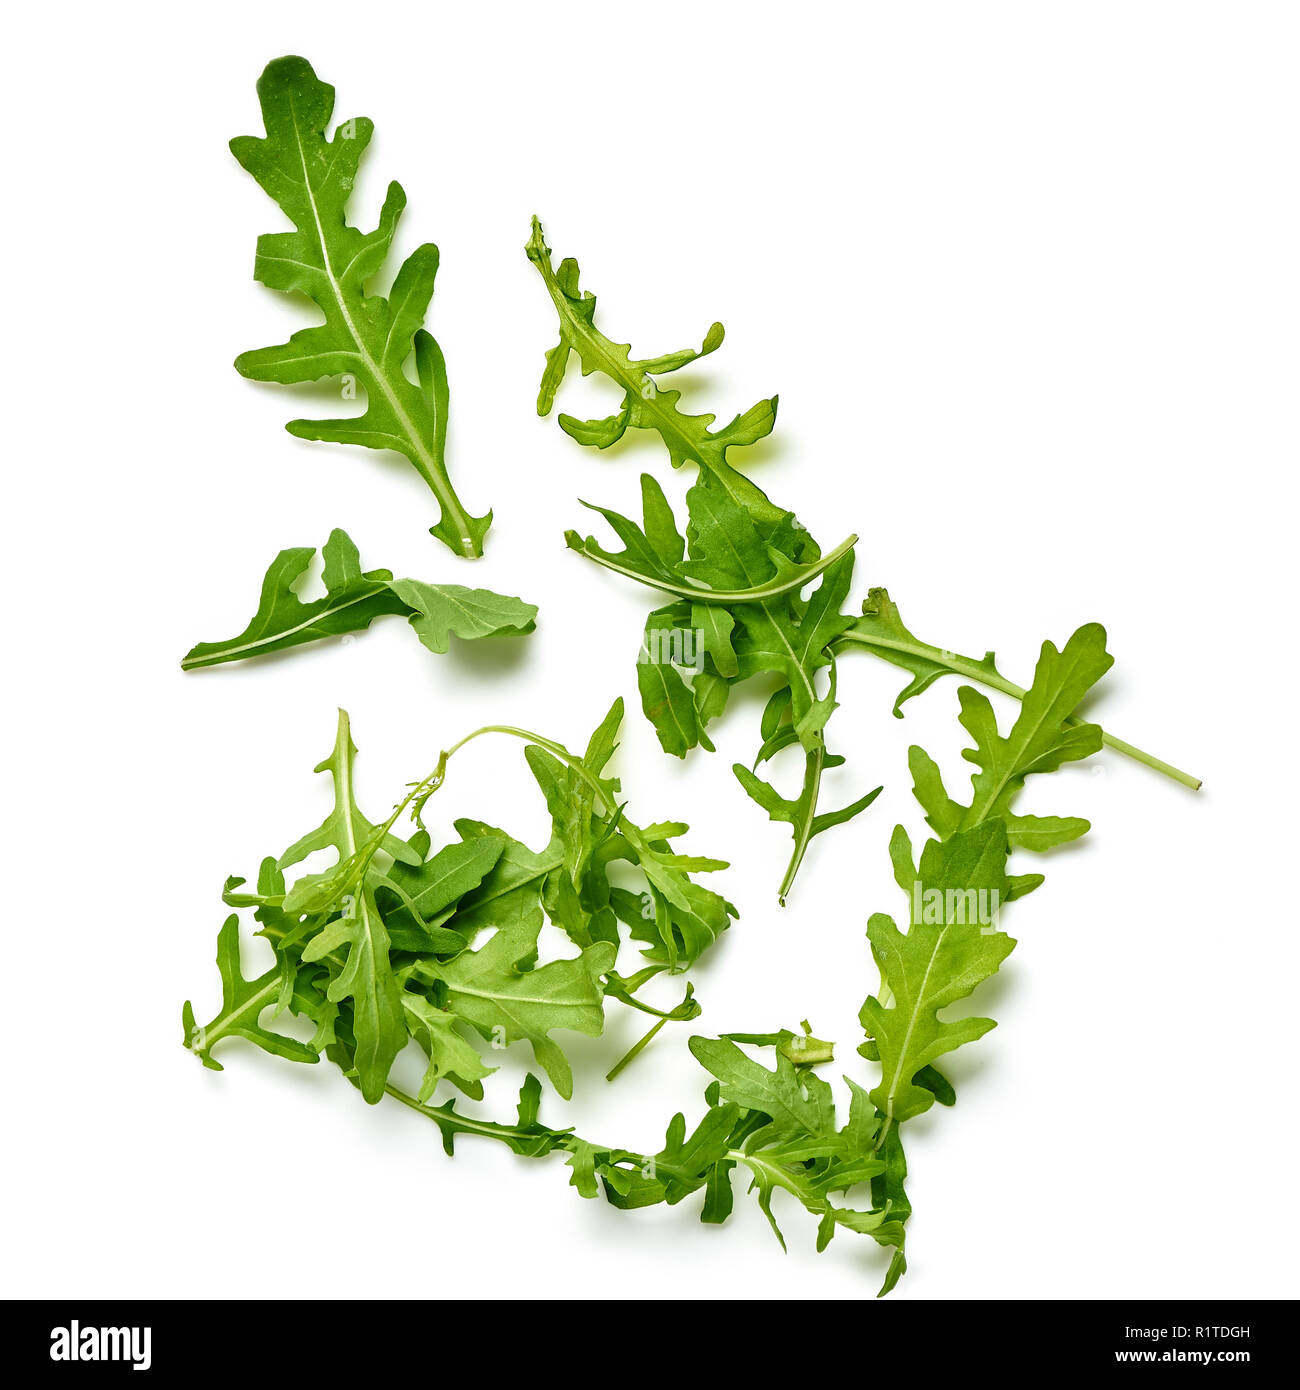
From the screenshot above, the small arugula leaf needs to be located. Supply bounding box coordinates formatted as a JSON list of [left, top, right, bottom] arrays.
[[378, 834, 506, 953], [182, 529, 535, 669], [181, 529, 406, 669], [958, 625, 1111, 829], [231, 57, 490, 556], [527, 218, 783, 526], [399, 991, 495, 1102], [861, 822, 1016, 1131], [840, 588, 1201, 790], [908, 624, 1112, 852], [278, 711, 412, 1103], [413, 921, 616, 1100], [688, 1036, 834, 1143], [183, 916, 319, 1071], [387, 579, 538, 653], [521, 700, 738, 969], [688, 1036, 892, 1261]]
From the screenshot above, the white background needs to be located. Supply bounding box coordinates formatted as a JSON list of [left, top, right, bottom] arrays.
[[4, 0, 1297, 1300]]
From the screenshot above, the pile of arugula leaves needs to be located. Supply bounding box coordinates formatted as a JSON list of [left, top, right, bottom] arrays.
[[187, 620, 1115, 1293], [185, 701, 735, 1104]]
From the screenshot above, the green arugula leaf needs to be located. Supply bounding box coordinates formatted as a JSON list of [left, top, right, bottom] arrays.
[[278, 712, 410, 1103], [181, 529, 536, 669], [399, 991, 495, 1103], [182, 915, 319, 1071], [411, 920, 615, 1101], [861, 822, 1017, 1131], [527, 218, 784, 526], [688, 1037, 896, 1267], [231, 57, 490, 556], [855, 622, 1118, 1288], [563, 467, 880, 902], [840, 587, 1201, 790], [520, 700, 738, 968]]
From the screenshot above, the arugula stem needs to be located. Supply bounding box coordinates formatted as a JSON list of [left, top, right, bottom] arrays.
[[574, 533, 860, 606], [605, 1016, 669, 1082], [441, 724, 610, 804], [834, 630, 1201, 790], [383, 1083, 571, 1145]]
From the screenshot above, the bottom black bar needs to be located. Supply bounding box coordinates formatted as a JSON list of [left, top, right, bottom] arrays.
[[2, 1299, 1286, 1375]]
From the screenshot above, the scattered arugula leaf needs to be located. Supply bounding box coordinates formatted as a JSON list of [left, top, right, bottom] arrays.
[[839, 588, 1201, 790], [231, 57, 490, 557], [181, 528, 536, 670]]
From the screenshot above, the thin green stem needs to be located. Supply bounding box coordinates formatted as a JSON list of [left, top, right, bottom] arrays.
[[572, 533, 859, 606], [835, 630, 1202, 790], [605, 1016, 669, 1082]]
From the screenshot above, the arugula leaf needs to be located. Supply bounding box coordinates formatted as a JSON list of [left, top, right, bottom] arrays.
[[840, 587, 1201, 790], [862, 823, 1017, 1131], [527, 218, 784, 526], [231, 57, 490, 556], [400, 990, 495, 1102], [280, 711, 410, 1103], [181, 529, 536, 669], [687, 1039, 895, 1263], [856, 621, 1117, 1286], [500, 699, 739, 968], [182, 915, 319, 1070], [412, 920, 616, 1101]]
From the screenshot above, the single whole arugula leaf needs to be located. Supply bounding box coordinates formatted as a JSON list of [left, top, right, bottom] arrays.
[[527, 218, 784, 526], [181, 529, 536, 669], [231, 57, 490, 556], [856, 621, 1116, 1286], [182, 915, 319, 1070], [839, 588, 1201, 790], [279, 711, 413, 1103], [862, 822, 1017, 1132]]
